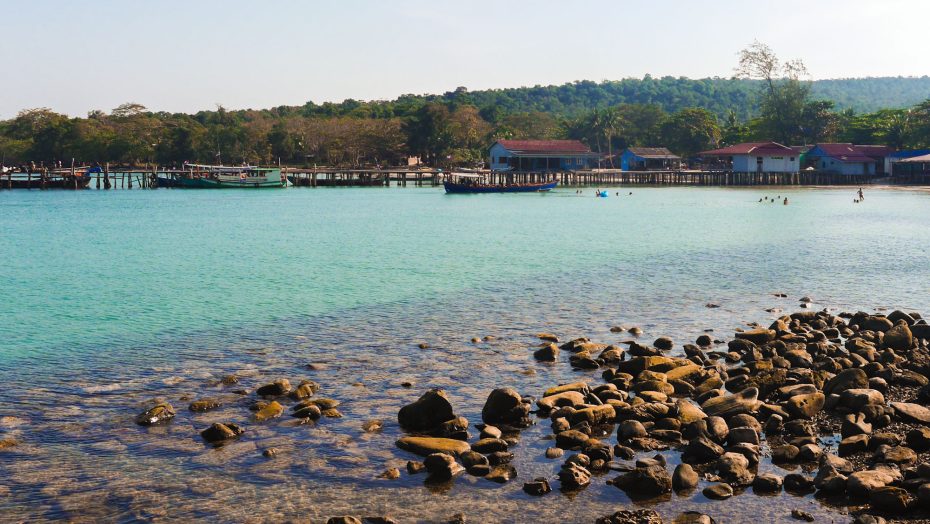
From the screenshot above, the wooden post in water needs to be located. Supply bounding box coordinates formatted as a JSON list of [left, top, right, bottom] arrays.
[[27, 169, 32, 189], [104, 163, 111, 190], [71, 158, 77, 189]]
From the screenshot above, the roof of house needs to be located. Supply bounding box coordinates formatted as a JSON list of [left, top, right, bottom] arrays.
[[898, 153, 930, 163], [625, 147, 680, 159], [700, 142, 795, 156], [810, 143, 895, 163], [889, 149, 930, 159], [495, 140, 593, 155]]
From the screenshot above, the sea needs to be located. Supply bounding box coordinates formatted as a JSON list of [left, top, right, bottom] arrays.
[[1, 185, 929, 522]]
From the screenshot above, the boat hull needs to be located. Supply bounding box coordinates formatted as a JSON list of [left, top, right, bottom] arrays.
[[443, 181, 557, 194], [160, 176, 285, 188]]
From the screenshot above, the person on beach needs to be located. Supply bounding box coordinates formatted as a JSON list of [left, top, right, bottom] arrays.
[[783, 197, 789, 205]]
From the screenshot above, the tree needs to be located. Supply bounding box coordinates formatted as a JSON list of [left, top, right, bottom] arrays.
[[736, 41, 812, 144], [660, 108, 721, 157]]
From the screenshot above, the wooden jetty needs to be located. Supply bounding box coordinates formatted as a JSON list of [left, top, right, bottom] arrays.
[[0, 164, 895, 190]]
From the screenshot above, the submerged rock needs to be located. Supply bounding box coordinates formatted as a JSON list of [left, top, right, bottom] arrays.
[[256, 379, 291, 397], [135, 402, 175, 426], [396, 437, 470, 457], [200, 422, 244, 443]]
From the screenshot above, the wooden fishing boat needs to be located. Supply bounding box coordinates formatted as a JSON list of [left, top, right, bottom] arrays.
[[160, 164, 285, 188], [443, 172, 557, 194]]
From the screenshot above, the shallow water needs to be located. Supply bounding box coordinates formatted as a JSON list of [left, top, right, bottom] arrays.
[[1, 186, 929, 523]]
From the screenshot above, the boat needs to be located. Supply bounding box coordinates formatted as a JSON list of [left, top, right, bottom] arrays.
[[0, 166, 96, 189], [159, 164, 286, 188], [443, 172, 557, 194]]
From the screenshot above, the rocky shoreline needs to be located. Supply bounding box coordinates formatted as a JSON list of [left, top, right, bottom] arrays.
[[116, 307, 930, 523]]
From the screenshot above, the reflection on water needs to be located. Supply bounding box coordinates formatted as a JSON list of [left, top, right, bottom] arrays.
[[3, 187, 928, 522]]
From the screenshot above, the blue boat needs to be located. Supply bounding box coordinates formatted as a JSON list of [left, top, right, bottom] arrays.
[[443, 173, 557, 194]]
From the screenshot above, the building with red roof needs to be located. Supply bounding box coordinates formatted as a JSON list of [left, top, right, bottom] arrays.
[[805, 143, 896, 175], [489, 140, 601, 171], [699, 142, 800, 173]]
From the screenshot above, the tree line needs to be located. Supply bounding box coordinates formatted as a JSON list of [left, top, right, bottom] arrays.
[[2, 45, 930, 168]]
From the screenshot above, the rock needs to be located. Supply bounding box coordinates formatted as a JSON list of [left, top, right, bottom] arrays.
[[752, 473, 783, 493], [288, 380, 320, 400], [537, 333, 559, 343], [424, 453, 464, 481], [253, 400, 284, 422], [821, 453, 854, 474], [851, 516, 887, 524], [485, 464, 516, 483], [839, 434, 870, 456], [696, 334, 714, 346], [135, 402, 175, 426], [219, 374, 239, 385], [813, 464, 847, 494], [727, 427, 759, 446], [784, 392, 824, 420], [884, 322, 913, 351], [536, 391, 586, 411], [683, 436, 724, 463], [842, 413, 872, 438], [396, 437, 470, 457], [378, 468, 401, 480], [701, 388, 758, 417], [891, 402, 930, 425], [907, 427, 930, 451], [398, 389, 456, 431], [860, 316, 893, 332], [533, 343, 559, 361], [480, 425, 502, 439], [610, 465, 672, 495], [569, 404, 616, 427], [481, 388, 530, 428], [702, 482, 733, 500], [545, 447, 564, 459], [292, 404, 322, 420], [783, 473, 814, 493], [619, 420, 648, 440], [596, 509, 663, 524], [847, 468, 898, 497], [256, 379, 291, 397], [824, 368, 869, 395], [200, 422, 244, 443], [558, 462, 591, 490], [716, 452, 754, 486], [919, 483, 930, 509], [471, 438, 508, 454], [523, 478, 551, 496], [772, 444, 800, 463], [840, 389, 885, 411], [327, 518, 362, 524], [790, 510, 814, 522], [676, 399, 707, 424], [654, 337, 674, 351], [870, 486, 910, 513], [262, 448, 278, 458], [555, 430, 590, 450], [433, 416, 469, 440], [735, 328, 776, 345], [362, 419, 384, 433], [673, 512, 716, 524], [189, 399, 220, 412], [673, 463, 699, 490], [879, 445, 917, 465], [406, 461, 425, 474]]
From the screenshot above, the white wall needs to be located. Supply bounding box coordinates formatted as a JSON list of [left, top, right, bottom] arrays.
[[732, 154, 799, 173]]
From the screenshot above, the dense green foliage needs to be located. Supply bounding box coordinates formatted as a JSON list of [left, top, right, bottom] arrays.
[[2, 76, 930, 167]]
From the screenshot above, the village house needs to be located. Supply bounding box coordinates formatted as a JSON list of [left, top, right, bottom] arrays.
[[805, 143, 896, 175], [488, 140, 600, 171], [619, 147, 682, 171], [886, 149, 930, 174], [891, 153, 930, 182], [699, 142, 800, 173]]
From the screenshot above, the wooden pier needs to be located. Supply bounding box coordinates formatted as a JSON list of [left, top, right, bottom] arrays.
[[0, 164, 893, 190]]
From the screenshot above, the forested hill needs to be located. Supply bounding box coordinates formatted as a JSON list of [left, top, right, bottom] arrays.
[[306, 76, 930, 121]]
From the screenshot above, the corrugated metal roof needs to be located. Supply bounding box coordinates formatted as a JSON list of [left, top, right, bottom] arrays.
[[700, 142, 794, 156], [496, 140, 592, 154], [626, 147, 680, 159]]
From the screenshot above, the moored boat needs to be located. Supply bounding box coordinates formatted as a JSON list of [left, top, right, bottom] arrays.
[[443, 172, 557, 194], [160, 164, 285, 188], [0, 166, 96, 189]]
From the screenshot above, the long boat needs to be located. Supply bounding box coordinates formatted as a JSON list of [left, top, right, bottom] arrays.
[[443, 172, 557, 194], [0, 167, 96, 189], [159, 164, 285, 188]]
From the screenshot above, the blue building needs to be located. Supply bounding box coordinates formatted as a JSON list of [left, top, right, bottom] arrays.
[[619, 147, 681, 171], [887, 149, 930, 174], [489, 140, 600, 171]]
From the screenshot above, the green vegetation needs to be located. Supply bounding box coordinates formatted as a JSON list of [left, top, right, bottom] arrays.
[[2, 52, 930, 167]]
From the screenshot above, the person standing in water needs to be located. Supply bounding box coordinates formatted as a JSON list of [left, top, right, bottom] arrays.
[[783, 197, 789, 205]]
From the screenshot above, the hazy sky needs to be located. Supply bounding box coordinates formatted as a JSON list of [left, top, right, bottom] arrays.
[[2, 0, 927, 118]]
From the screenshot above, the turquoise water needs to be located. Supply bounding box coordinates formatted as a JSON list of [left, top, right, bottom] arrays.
[[1, 185, 930, 522]]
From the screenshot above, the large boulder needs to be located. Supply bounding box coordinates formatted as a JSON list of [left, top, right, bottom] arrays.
[[823, 368, 869, 396], [398, 389, 456, 431], [610, 465, 672, 495], [716, 452, 755, 486], [701, 388, 759, 417], [784, 392, 825, 420], [481, 388, 531, 428], [884, 321, 913, 351], [735, 329, 776, 345], [892, 402, 930, 425]]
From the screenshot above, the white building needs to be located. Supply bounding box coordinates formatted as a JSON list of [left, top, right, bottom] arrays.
[[700, 142, 800, 173]]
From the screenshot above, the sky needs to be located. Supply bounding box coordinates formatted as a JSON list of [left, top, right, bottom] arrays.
[[1, 0, 928, 118]]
